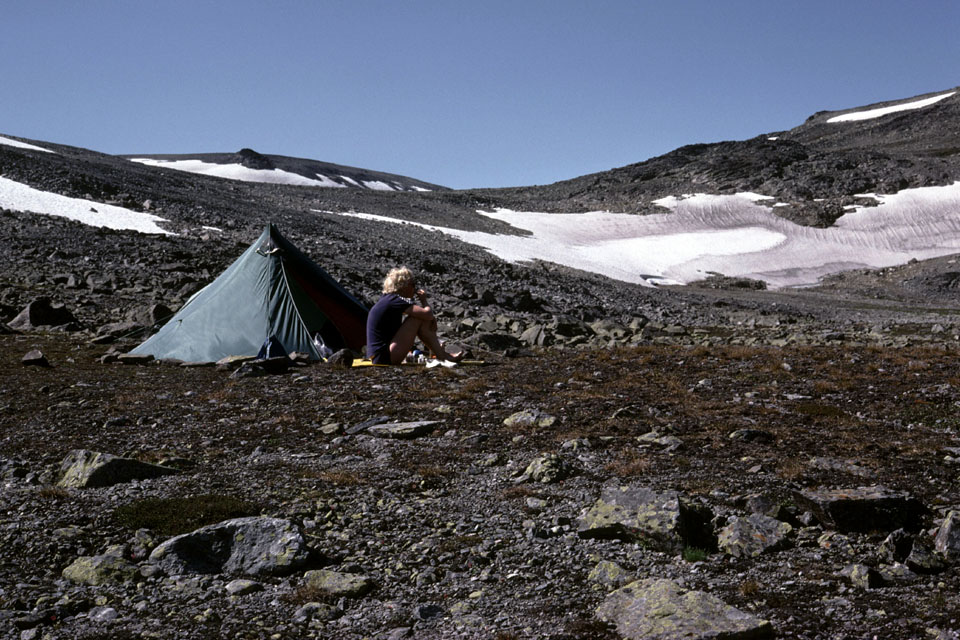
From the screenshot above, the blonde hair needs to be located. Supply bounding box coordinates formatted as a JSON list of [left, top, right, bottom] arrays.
[[382, 266, 415, 294]]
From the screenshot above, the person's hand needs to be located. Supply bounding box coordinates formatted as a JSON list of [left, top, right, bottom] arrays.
[[416, 288, 427, 305]]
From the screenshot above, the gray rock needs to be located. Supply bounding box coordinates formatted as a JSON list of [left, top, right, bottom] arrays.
[[116, 353, 155, 365], [934, 510, 960, 561], [876, 562, 919, 585], [905, 539, 947, 574], [57, 449, 178, 488], [794, 485, 926, 533], [9, 298, 78, 330], [62, 545, 138, 586], [503, 409, 556, 428], [878, 528, 913, 563], [588, 560, 633, 590], [293, 602, 341, 622], [840, 563, 883, 589], [728, 429, 774, 444], [22, 350, 51, 367], [367, 420, 442, 439], [513, 453, 573, 484], [596, 578, 773, 640], [718, 514, 792, 557], [303, 569, 374, 598], [225, 579, 263, 595], [149, 517, 311, 576], [577, 485, 716, 553], [326, 348, 354, 367]]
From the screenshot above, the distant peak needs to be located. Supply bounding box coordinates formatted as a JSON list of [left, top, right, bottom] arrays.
[[233, 148, 274, 170]]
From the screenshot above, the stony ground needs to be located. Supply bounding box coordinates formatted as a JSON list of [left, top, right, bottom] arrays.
[[3, 332, 960, 639]]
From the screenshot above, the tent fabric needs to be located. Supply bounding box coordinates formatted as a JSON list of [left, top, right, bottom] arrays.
[[131, 224, 368, 362]]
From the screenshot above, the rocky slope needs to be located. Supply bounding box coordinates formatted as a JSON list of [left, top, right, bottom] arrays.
[[3, 336, 960, 639], [2, 87, 960, 639]]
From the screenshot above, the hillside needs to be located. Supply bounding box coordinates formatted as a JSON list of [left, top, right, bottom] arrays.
[[2, 87, 960, 639]]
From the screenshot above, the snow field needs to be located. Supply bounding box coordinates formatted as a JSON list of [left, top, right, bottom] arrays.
[[0, 176, 173, 235], [326, 184, 960, 288]]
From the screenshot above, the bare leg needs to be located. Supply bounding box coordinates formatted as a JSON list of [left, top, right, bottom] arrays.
[[388, 316, 425, 364], [388, 316, 462, 364], [417, 319, 462, 362]]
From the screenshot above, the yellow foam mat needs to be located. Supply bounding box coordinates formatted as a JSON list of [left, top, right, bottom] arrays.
[[351, 359, 485, 368]]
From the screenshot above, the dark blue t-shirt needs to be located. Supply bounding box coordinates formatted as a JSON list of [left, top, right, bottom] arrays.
[[366, 293, 413, 364]]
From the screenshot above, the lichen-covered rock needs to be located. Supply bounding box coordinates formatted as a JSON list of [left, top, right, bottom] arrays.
[[934, 510, 960, 561], [503, 410, 556, 428], [794, 486, 927, 533], [577, 485, 716, 553], [303, 569, 374, 598], [840, 563, 883, 589], [596, 578, 773, 640], [588, 560, 632, 590], [718, 513, 792, 558], [367, 420, 441, 439], [148, 517, 310, 576], [58, 449, 178, 488], [62, 545, 138, 585], [513, 453, 573, 484]]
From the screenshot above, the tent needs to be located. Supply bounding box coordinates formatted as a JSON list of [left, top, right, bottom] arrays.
[[131, 224, 368, 362]]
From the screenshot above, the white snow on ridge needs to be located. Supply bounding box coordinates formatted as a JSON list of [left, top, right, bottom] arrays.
[[0, 176, 173, 234], [827, 91, 956, 123], [129, 158, 337, 187], [323, 185, 960, 288], [314, 174, 347, 188], [362, 180, 397, 191], [0, 135, 54, 153]]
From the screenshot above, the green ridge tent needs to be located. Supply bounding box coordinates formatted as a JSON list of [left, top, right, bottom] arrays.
[[131, 224, 368, 362]]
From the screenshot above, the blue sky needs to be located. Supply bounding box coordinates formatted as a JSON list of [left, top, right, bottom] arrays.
[[2, 1, 958, 189]]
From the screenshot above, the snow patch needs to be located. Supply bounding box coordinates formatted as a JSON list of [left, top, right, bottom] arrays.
[[827, 92, 956, 123], [314, 174, 347, 188], [320, 184, 960, 288], [0, 135, 54, 153], [362, 180, 397, 191], [0, 176, 173, 234], [129, 158, 336, 187]]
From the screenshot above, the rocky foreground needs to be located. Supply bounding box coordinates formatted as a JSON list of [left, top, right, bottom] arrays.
[[3, 332, 960, 640]]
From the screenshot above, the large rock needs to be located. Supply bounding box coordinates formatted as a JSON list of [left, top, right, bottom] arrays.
[[934, 510, 960, 561], [596, 578, 773, 640], [513, 453, 573, 484], [793, 486, 927, 533], [718, 514, 792, 558], [9, 298, 78, 330], [58, 449, 178, 488], [62, 545, 138, 586], [149, 517, 311, 577], [577, 485, 715, 552], [367, 421, 441, 439], [303, 569, 375, 598]]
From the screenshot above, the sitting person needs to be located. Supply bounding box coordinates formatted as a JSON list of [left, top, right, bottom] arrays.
[[365, 266, 463, 365]]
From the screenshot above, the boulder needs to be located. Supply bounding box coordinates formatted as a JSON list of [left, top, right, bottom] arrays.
[[718, 514, 792, 558], [58, 449, 179, 488], [303, 569, 374, 598], [793, 486, 926, 533], [22, 350, 51, 367], [9, 298, 78, 330], [62, 545, 138, 586], [577, 485, 716, 552], [513, 453, 573, 484], [367, 421, 441, 439], [934, 510, 960, 561], [326, 349, 354, 368], [596, 578, 773, 640], [148, 516, 311, 577], [503, 410, 556, 429], [840, 563, 883, 589]]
